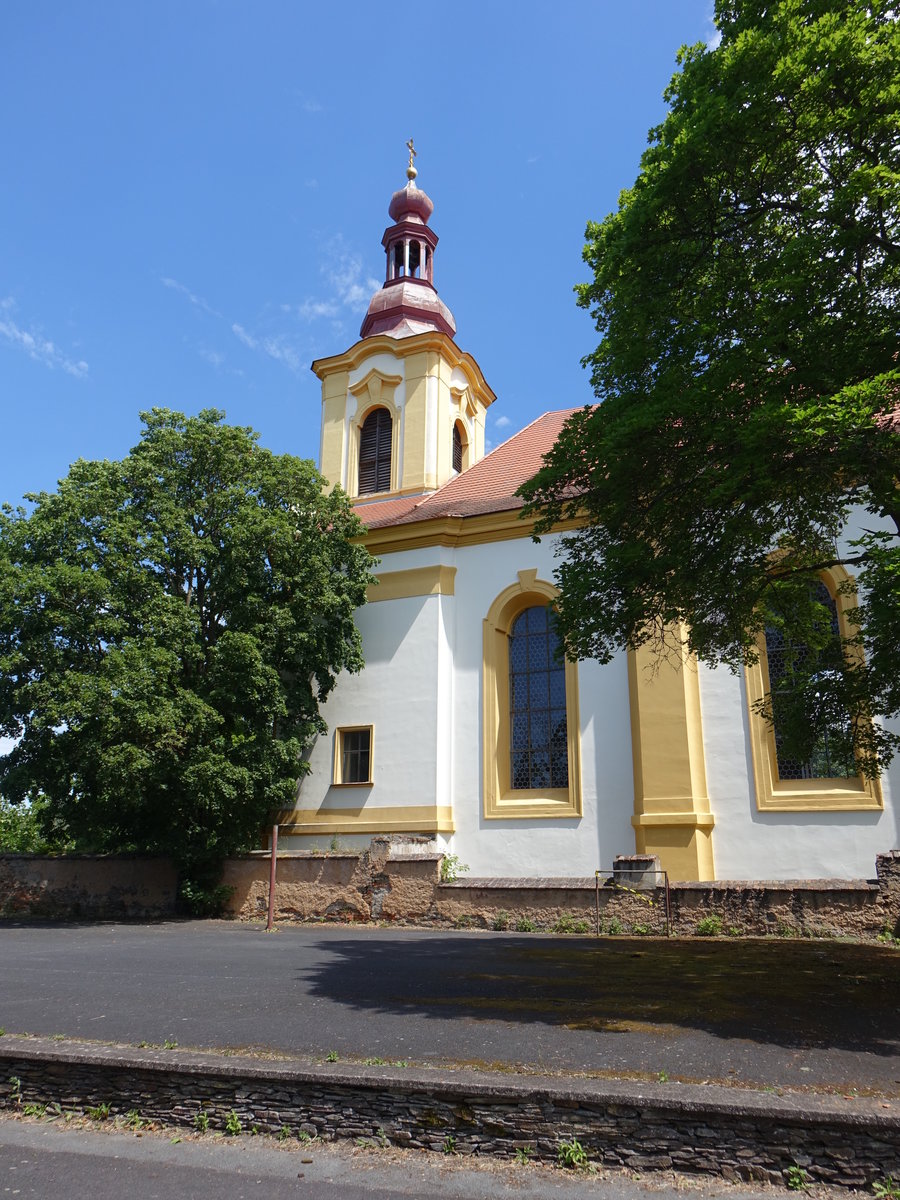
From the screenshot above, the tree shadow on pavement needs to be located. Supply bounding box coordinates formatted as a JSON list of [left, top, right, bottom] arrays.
[[298, 934, 900, 1056]]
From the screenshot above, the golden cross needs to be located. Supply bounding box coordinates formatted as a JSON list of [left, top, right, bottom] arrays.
[[406, 138, 417, 171]]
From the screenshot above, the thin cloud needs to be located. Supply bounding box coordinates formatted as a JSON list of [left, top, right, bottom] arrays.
[[303, 99, 323, 114], [325, 242, 380, 312], [494, 414, 512, 429], [297, 299, 340, 320], [231, 322, 257, 349], [231, 323, 302, 373], [705, 2, 722, 48], [161, 276, 222, 318], [0, 300, 88, 378]]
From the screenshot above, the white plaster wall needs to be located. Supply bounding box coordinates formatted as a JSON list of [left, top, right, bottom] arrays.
[[444, 536, 635, 878], [698, 505, 899, 880], [698, 662, 899, 880], [305, 509, 900, 881], [297, 593, 442, 812]]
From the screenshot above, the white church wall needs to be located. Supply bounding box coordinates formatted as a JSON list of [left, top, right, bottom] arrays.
[[443, 534, 636, 878], [698, 660, 899, 880], [298, 592, 444, 816]]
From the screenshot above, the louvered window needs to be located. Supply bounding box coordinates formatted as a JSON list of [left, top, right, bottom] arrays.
[[452, 423, 463, 473], [358, 408, 392, 495]]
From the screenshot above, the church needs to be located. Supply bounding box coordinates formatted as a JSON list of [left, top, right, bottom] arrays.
[[276, 153, 897, 884]]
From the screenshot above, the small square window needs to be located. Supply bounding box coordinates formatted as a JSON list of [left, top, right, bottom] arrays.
[[333, 726, 374, 786]]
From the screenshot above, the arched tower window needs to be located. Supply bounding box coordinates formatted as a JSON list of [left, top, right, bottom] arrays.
[[452, 422, 464, 474], [508, 606, 569, 790], [358, 408, 392, 495]]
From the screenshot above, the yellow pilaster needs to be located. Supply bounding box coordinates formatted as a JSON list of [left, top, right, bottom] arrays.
[[319, 369, 349, 492], [401, 350, 429, 492], [627, 632, 715, 881]]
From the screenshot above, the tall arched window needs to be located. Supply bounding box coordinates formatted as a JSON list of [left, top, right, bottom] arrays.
[[482, 575, 581, 820], [765, 581, 855, 780], [452, 422, 463, 474], [745, 567, 882, 811], [358, 408, 392, 495], [508, 606, 569, 790]]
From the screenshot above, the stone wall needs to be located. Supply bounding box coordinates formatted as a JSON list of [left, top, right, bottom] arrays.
[[3, 843, 899, 939], [0, 854, 178, 919], [225, 842, 900, 941], [0, 1037, 897, 1188]]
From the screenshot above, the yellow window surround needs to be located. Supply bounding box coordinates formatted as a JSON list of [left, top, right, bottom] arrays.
[[482, 570, 582, 820], [744, 565, 882, 812], [332, 725, 375, 787]]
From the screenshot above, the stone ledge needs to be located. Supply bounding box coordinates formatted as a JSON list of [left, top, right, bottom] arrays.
[[2, 1036, 898, 1187], [1, 1036, 897, 1131]]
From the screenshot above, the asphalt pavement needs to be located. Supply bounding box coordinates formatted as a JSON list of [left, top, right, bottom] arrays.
[[1, 920, 899, 1096]]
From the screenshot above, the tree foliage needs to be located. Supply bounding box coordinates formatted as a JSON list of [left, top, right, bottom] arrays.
[[0, 410, 373, 900], [521, 0, 900, 773]]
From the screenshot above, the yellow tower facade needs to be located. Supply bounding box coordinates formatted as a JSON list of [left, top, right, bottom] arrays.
[[311, 152, 495, 499]]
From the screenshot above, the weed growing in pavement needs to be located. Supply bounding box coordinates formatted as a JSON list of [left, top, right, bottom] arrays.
[[123, 1110, 145, 1130], [442, 1135, 457, 1155], [656, 1071, 669, 1083], [278, 1125, 292, 1141], [632, 922, 652, 935], [515, 1146, 534, 1164], [695, 915, 723, 937], [224, 1110, 242, 1136], [492, 910, 510, 931], [606, 918, 623, 936], [515, 917, 537, 933], [786, 1165, 810, 1190], [194, 1110, 210, 1133], [557, 1138, 589, 1169], [553, 913, 592, 934], [873, 1179, 900, 1200], [22, 1103, 46, 1117], [363, 1057, 386, 1066], [86, 1102, 111, 1121], [325, 1050, 339, 1063], [440, 855, 469, 884], [8, 1076, 21, 1105], [163, 1038, 178, 1049], [297, 1130, 318, 1144]]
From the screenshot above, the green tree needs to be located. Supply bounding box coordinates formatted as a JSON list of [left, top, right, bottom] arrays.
[[0, 409, 373, 907], [521, 0, 899, 774]]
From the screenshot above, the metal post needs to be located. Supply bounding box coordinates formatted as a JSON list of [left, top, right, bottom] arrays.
[[595, 870, 601, 937], [266, 824, 279, 932]]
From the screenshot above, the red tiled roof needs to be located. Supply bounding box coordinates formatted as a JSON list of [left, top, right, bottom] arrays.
[[355, 408, 579, 530]]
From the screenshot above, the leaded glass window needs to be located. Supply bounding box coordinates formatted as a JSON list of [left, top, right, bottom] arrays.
[[765, 581, 856, 780], [508, 605, 568, 790]]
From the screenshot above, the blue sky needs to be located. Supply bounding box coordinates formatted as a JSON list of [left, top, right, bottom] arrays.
[[1, 1, 716, 507]]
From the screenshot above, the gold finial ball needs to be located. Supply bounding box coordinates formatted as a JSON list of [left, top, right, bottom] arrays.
[[405, 137, 418, 182], [406, 164, 418, 181]]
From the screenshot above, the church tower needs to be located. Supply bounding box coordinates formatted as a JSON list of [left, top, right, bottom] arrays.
[[312, 144, 495, 499]]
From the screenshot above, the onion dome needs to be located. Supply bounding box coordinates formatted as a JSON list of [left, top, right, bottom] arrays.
[[360, 141, 457, 340]]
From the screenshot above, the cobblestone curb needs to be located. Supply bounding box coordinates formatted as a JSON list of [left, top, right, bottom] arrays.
[[1, 1037, 898, 1187]]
